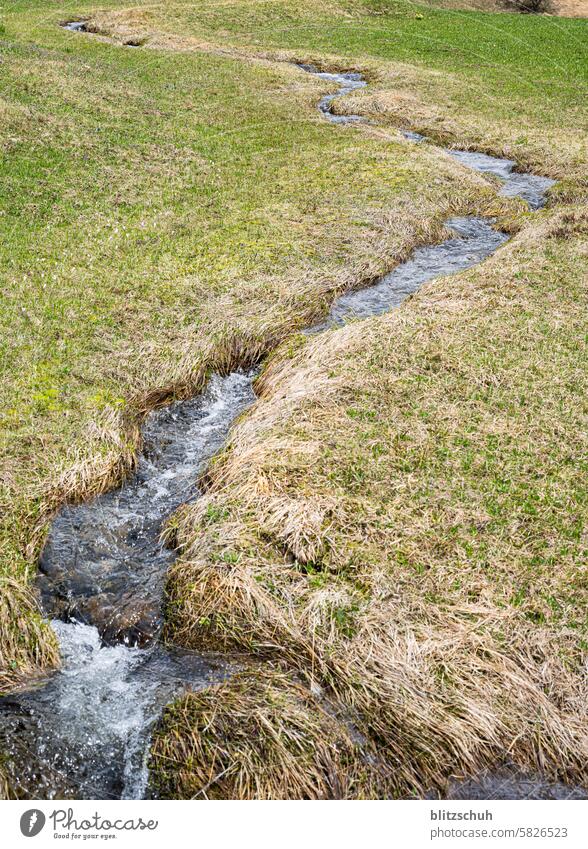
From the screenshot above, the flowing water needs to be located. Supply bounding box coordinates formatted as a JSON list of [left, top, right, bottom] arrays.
[[38, 372, 256, 646], [62, 21, 87, 32], [1, 373, 254, 799], [447, 149, 555, 211], [0, 622, 232, 799], [399, 131, 555, 211], [296, 64, 367, 123], [0, 43, 562, 800], [309, 217, 508, 332], [438, 767, 588, 801]]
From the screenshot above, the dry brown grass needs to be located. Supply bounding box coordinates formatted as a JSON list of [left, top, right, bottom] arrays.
[[551, 0, 588, 16], [150, 667, 390, 798], [0, 576, 58, 692], [0, 764, 12, 800], [160, 206, 588, 797]]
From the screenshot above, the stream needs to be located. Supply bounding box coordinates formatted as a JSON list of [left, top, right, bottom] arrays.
[[0, 42, 567, 800]]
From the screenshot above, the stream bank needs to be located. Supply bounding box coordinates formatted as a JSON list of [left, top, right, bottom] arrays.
[[0, 42, 567, 801]]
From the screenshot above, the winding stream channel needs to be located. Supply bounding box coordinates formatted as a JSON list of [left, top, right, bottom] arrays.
[[1, 41, 571, 800]]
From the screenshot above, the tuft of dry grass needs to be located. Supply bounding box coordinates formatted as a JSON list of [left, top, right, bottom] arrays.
[[0, 575, 58, 693], [80, 1, 587, 198], [150, 667, 390, 799], [0, 764, 12, 800]]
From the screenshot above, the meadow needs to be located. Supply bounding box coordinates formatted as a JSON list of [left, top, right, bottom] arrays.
[[0, 0, 586, 798]]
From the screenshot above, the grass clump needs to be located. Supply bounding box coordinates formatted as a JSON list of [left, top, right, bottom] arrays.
[[0, 573, 58, 692], [150, 668, 388, 799], [0, 763, 12, 800]]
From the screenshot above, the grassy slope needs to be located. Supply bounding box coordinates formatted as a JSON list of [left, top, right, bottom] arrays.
[[92, 0, 587, 178], [0, 0, 586, 798], [124, 2, 588, 798], [157, 208, 588, 798], [0, 1, 506, 690]]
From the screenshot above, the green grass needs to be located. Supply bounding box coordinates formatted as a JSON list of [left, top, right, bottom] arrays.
[[100, 0, 588, 127], [0, 0, 509, 689], [0, 0, 587, 798], [159, 0, 587, 77]]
